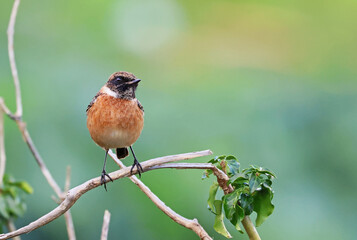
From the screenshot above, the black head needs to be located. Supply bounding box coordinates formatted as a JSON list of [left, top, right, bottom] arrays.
[[106, 71, 141, 99]]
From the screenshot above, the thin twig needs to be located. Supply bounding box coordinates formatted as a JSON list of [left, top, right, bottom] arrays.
[[0, 109, 5, 185], [64, 211, 76, 240], [65, 166, 71, 192], [64, 166, 76, 240], [148, 162, 233, 194], [100, 210, 111, 240], [0, 150, 212, 240], [19, 124, 63, 197], [7, 0, 22, 119], [0, 99, 16, 121], [5, 221, 20, 240], [109, 151, 213, 240]]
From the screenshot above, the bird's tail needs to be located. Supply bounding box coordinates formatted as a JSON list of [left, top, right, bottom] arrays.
[[116, 148, 129, 159]]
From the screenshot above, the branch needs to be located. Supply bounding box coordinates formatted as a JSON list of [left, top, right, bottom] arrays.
[[0, 99, 16, 121], [63, 166, 76, 240], [7, 0, 22, 119], [100, 210, 111, 240], [109, 151, 213, 240], [148, 162, 234, 194], [0, 150, 212, 240], [19, 124, 63, 197], [5, 221, 20, 240], [0, 109, 5, 185], [64, 166, 71, 193]]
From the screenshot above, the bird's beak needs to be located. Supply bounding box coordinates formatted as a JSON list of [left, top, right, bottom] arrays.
[[127, 79, 141, 85]]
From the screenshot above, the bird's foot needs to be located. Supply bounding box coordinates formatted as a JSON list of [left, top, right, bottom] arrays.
[[101, 170, 113, 191], [130, 159, 144, 177]]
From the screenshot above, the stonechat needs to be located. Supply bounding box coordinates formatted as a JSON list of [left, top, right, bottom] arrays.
[[86, 71, 144, 190]]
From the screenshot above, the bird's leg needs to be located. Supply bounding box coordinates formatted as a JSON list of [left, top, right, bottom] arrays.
[[129, 146, 143, 177], [101, 150, 113, 191]]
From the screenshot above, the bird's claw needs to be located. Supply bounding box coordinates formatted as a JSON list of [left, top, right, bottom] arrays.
[[101, 170, 113, 191], [130, 159, 144, 177]]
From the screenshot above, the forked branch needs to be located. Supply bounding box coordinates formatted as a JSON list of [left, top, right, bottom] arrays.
[[109, 151, 213, 240], [0, 150, 212, 240]]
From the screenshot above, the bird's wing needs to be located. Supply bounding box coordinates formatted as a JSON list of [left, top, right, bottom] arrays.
[[86, 92, 103, 114], [137, 99, 144, 112]]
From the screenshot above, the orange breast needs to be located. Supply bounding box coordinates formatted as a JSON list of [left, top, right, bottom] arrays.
[[86, 95, 144, 149]]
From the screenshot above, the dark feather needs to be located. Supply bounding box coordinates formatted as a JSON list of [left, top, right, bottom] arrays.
[[116, 148, 129, 159], [86, 92, 103, 113], [137, 99, 144, 112]]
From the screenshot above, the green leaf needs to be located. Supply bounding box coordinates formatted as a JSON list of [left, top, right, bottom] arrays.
[[253, 187, 275, 226], [13, 181, 33, 194], [202, 169, 213, 179], [208, 158, 218, 164], [207, 182, 219, 214], [230, 173, 247, 184], [209, 155, 226, 164], [262, 179, 273, 191], [225, 155, 237, 160], [7, 187, 17, 198], [0, 197, 9, 219], [246, 166, 276, 179], [256, 167, 276, 178], [231, 205, 245, 233], [222, 190, 245, 233], [249, 174, 263, 193], [5, 196, 25, 217], [213, 200, 232, 238], [240, 193, 254, 216], [226, 157, 240, 176], [3, 174, 14, 184], [222, 191, 239, 220]]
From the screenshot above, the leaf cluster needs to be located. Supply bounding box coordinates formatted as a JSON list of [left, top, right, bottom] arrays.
[[203, 155, 276, 238], [0, 174, 33, 231]]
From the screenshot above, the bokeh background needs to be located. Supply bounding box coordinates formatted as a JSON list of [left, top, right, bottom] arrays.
[[1, 0, 357, 239]]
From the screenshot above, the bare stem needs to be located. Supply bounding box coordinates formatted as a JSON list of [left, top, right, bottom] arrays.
[[7, 0, 22, 118], [5, 221, 20, 240], [65, 166, 71, 192], [148, 162, 233, 194], [109, 151, 213, 240], [18, 124, 63, 197], [0, 150, 212, 240], [64, 166, 76, 240], [64, 211, 76, 240], [100, 210, 111, 240], [241, 216, 261, 240], [0, 109, 5, 185], [0, 99, 16, 120]]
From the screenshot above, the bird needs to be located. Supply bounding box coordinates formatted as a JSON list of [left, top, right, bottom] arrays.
[[86, 71, 144, 190]]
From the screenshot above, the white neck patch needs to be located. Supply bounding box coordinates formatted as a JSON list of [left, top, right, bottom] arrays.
[[101, 86, 118, 98]]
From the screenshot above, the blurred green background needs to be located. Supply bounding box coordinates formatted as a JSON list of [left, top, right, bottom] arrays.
[[1, 0, 357, 239]]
